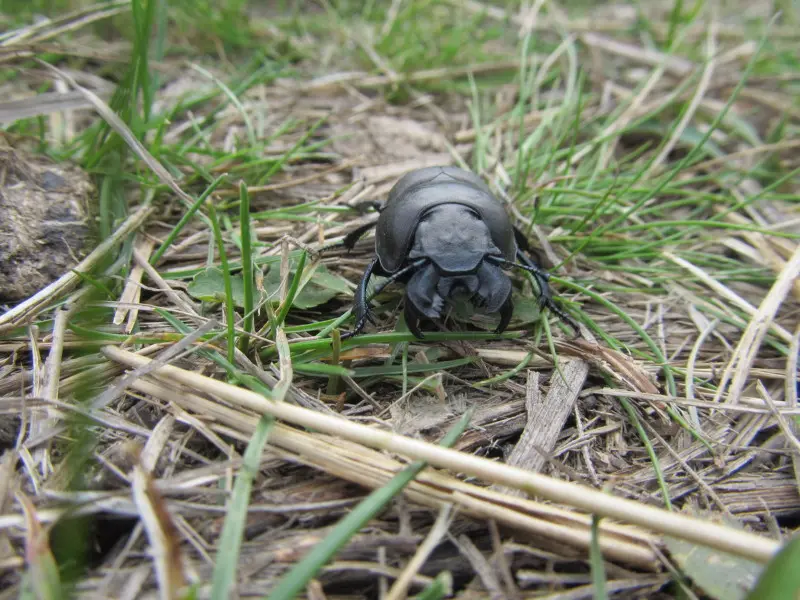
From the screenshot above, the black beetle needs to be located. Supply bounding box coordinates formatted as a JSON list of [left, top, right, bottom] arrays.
[[342, 166, 579, 339]]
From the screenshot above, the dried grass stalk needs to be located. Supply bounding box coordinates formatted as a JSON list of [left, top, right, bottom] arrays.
[[103, 346, 781, 563]]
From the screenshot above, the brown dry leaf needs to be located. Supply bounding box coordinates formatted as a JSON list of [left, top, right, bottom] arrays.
[[17, 491, 61, 599], [131, 459, 189, 600], [556, 337, 659, 394]]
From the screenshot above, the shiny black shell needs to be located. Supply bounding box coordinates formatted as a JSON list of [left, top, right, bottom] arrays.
[[375, 166, 517, 272]]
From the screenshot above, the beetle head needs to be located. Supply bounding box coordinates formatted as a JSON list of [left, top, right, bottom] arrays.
[[403, 204, 511, 324], [405, 260, 512, 322], [408, 204, 504, 274]]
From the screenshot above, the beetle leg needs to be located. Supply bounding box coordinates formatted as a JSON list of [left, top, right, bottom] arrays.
[[495, 295, 514, 334], [352, 200, 384, 213], [513, 225, 541, 254], [547, 301, 581, 336], [512, 227, 552, 280], [513, 258, 553, 307], [518, 267, 580, 334], [516, 249, 552, 280], [342, 220, 379, 251], [347, 258, 427, 337], [404, 295, 425, 339], [487, 255, 581, 336], [488, 255, 552, 305], [337, 201, 385, 251], [347, 258, 379, 337]]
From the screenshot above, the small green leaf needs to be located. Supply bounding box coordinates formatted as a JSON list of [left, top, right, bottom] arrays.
[[509, 294, 544, 325], [449, 291, 542, 330], [744, 536, 800, 600], [262, 260, 352, 310], [306, 267, 353, 295], [665, 517, 764, 600], [413, 572, 452, 600], [187, 267, 246, 307]]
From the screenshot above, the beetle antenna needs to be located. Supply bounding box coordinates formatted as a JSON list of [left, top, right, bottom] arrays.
[[341, 220, 379, 251], [487, 256, 550, 280], [369, 259, 426, 300]]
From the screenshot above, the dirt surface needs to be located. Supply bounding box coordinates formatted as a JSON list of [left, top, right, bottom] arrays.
[[0, 144, 93, 303]]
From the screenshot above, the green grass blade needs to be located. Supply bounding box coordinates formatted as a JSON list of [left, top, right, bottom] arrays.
[[413, 572, 453, 600], [255, 116, 328, 187], [156, 309, 273, 398], [273, 251, 307, 332], [557, 278, 678, 395], [207, 202, 237, 364], [350, 357, 474, 378], [209, 329, 291, 599], [238, 181, 255, 353], [317, 310, 353, 338], [325, 329, 343, 395], [595, 23, 768, 238], [293, 362, 355, 377], [475, 351, 534, 387], [191, 64, 257, 148], [619, 398, 672, 510], [265, 409, 474, 600], [150, 175, 224, 265], [209, 414, 274, 599], [260, 330, 523, 360], [589, 514, 608, 600], [131, 0, 156, 122], [744, 536, 800, 600]]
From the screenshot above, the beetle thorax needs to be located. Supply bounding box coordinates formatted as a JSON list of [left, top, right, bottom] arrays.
[[407, 204, 502, 275]]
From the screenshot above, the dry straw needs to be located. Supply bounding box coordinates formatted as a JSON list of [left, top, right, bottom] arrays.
[[103, 346, 781, 564]]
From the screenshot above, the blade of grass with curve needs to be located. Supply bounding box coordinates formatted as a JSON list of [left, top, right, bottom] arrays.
[[265, 408, 474, 600], [210, 329, 292, 599]]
